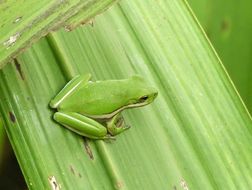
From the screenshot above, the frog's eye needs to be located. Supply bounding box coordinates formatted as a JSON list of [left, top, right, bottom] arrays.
[[139, 95, 148, 102]]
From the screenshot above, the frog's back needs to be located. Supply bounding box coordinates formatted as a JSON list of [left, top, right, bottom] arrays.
[[58, 80, 129, 116]]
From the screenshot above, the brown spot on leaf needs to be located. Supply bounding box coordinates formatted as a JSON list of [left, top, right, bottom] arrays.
[[221, 18, 231, 32], [48, 176, 60, 190], [69, 165, 75, 175], [14, 59, 24, 80], [83, 138, 94, 160], [78, 173, 82, 178], [9, 112, 16, 123]]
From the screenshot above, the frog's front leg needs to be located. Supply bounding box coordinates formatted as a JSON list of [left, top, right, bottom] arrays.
[[53, 111, 113, 139], [106, 113, 131, 136]]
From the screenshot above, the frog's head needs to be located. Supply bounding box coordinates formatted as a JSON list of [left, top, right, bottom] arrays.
[[126, 75, 158, 108]]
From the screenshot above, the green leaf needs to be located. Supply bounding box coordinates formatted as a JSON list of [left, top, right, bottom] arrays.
[[188, 0, 252, 112], [1, 0, 252, 189], [0, 117, 6, 166], [0, 0, 118, 68]]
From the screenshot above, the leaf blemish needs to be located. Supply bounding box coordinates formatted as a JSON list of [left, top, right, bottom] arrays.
[[180, 178, 189, 190], [115, 181, 124, 189], [14, 59, 25, 80], [13, 16, 22, 24], [69, 165, 75, 175], [83, 138, 94, 160], [3, 33, 20, 48], [221, 18, 231, 32], [48, 176, 60, 190], [9, 112, 16, 123]]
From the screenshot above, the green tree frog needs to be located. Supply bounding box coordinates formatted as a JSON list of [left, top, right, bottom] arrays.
[[50, 74, 158, 139]]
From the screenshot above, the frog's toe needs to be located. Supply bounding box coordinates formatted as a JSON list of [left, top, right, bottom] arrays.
[[105, 134, 116, 140], [103, 135, 116, 143], [124, 125, 131, 130]]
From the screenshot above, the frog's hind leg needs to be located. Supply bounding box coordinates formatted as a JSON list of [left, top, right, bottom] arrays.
[[53, 111, 113, 140], [50, 74, 91, 108]]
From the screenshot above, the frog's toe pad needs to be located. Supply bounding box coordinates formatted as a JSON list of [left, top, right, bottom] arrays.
[[125, 125, 131, 129]]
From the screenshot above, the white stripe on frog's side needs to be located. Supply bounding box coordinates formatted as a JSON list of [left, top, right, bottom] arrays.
[[83, 101, 150, 120]]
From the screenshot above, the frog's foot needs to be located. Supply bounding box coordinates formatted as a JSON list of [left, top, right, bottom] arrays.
[[106, 114, 131, 136]]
